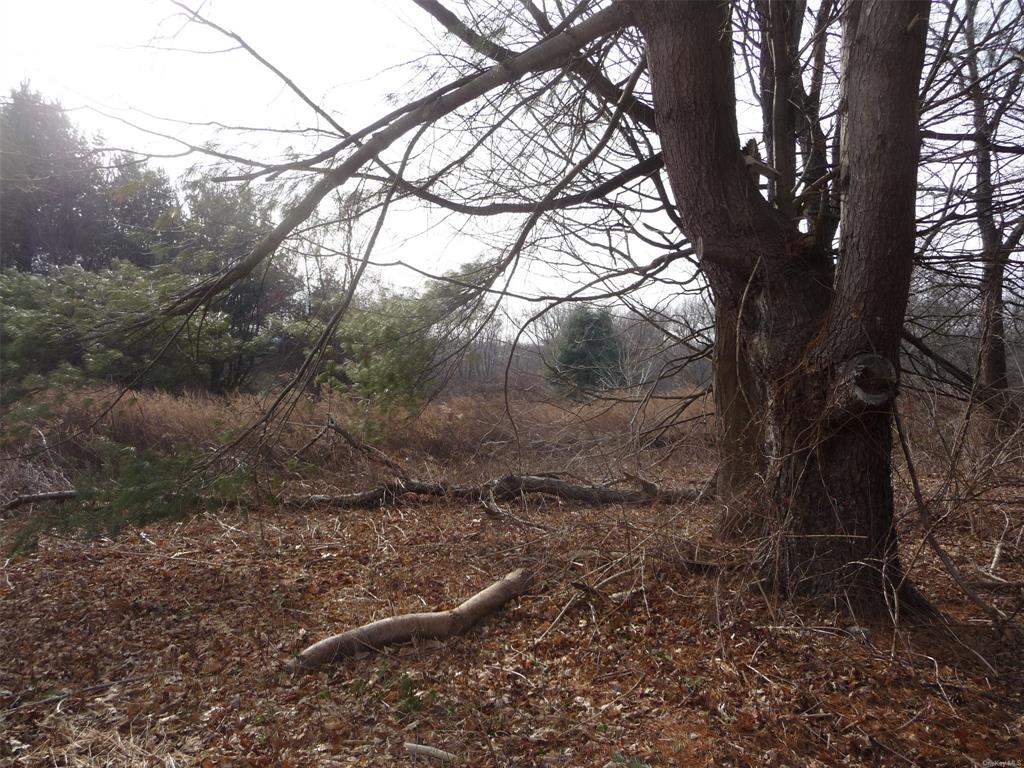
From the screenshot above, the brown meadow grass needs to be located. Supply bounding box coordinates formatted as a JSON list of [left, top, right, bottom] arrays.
[[2, 384, 716, 501]]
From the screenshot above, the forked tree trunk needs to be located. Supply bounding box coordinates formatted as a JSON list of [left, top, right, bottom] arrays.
[[628, 0, 931, 613]]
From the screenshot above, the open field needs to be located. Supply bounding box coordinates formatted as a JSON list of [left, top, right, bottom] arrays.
[[1, 389, 1023, 766]]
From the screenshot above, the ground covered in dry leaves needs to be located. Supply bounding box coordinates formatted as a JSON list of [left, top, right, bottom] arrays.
[[2, 486, 1022, 766]]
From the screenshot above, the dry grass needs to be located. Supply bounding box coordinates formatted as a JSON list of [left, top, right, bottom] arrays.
[[3, 385, 714, 494]]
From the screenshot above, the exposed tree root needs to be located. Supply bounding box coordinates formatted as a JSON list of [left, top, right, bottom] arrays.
[[286, 474, 709, 510], [286, 568, 531, 671]]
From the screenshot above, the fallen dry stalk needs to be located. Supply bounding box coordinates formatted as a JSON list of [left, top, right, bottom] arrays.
[[286, 568, 531, 671], [324, 418, 411, 480]]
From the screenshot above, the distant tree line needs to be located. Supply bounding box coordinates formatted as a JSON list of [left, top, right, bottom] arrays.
[[0, 85, 307, 401], [0, 85, 708, 409]]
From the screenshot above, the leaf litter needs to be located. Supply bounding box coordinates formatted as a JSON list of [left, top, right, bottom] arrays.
[[1, 489, 1022, 766]]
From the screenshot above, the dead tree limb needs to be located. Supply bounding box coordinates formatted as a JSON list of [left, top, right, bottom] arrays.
[[286, 474, 709, 510], [287, 568, 531, 671], [2, 490, 78, 514], [893, 405, 1010, 627], [325, 418, 411, 480], [902, 328, 1020, 422]]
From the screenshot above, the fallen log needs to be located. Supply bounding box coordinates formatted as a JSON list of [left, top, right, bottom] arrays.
[[2, 489, 78, 514], [286, 568, 531, 671], [286, 474, 709, 509]]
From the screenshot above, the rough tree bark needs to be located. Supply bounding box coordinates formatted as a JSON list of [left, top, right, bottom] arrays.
[[628, 0, 931, 612], [712, 303, 765, 539]]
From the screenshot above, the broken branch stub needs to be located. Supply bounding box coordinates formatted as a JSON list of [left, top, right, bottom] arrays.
[[286, 568, 531, 671]]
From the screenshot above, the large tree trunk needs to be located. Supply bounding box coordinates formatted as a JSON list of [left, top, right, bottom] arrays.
[[768, 0, 930, 609], [713, 301, 765, 539], [979, 262, 1008, 391], [629, 0, 930, 612]]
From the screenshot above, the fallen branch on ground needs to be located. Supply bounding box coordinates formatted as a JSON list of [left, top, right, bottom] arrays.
[[286, 568, 531, 671], [286, 474, 709, 510], [6, 673, 157, 712], [404, 742, 461, 764], [965, 579, 1024, 591], [2, 490, 78, 514], [325, 417, 411, 480]]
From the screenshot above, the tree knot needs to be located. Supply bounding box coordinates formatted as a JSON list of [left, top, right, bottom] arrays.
[[825, 353, 898, 420]]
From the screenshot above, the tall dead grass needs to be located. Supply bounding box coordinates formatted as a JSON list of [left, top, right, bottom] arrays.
[[4, 384, 716, 489]]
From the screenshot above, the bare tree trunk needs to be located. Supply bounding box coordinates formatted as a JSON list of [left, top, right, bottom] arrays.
[[978, 247, 1017, 426], [979, 263, 1008, 392], [766, 357, 905, 606], [964, 0, 1021, 425], [770, 0, 930, 609]]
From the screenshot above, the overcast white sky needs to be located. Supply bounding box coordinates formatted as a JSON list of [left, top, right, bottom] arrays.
[[1, 0, 431, 157], [1, 1, 559, 294]]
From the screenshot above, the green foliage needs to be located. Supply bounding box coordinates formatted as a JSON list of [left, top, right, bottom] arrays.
[[8, 436, 252, 554], [0, 89, 304, 400], [102, 154, 181, 267], [332, 262, 497, 408], [682, 675, 705, 693], [337, 286, 441, 408], [7, 440, 250, 554], [1, 86, 182, 272], [0, 262, 282, 404], [77, 443, 202, 533], [396, 673, 428, 714], [176, 175, 301, 392], [547, 306, 625, 397]]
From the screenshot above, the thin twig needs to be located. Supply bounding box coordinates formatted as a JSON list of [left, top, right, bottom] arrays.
[[893, 403, 1009, 628]]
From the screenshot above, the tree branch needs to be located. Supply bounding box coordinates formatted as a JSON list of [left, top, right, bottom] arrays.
[[164, 3, 630, 316]]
